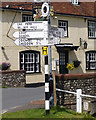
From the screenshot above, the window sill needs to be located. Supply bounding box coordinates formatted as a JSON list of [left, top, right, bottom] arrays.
[[88, 37, 96, 39], [86, 69, 96, 70], [61, 36, 68, 38], [26, 72, 42, 74]]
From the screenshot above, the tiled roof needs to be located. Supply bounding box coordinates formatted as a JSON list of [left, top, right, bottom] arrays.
[[0, 1, 96, 18], [51, 2, 96, 18], [0, 2, 33, 11]]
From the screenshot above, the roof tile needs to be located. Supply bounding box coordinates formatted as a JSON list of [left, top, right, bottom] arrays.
[[0, 1, 96, 18]]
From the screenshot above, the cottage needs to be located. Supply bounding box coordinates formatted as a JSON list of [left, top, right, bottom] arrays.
[[0, 1, 96, 84]]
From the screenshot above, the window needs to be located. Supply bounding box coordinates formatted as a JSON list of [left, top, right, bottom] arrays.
[[22, 14, 33, 22], [71, 0, 79, 5], [20, 50, 40, 73], [88, 21, 96, 38], [86, 51, 96, 70], [58, 20, 68, 37]]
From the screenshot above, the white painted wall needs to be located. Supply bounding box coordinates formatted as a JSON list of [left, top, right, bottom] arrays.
[[1, 10, 96, 83]]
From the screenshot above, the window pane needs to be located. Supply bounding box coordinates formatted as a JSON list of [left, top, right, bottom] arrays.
[[90, 53, 96, 61], [30, 53, 35, 63], [20, 51, 40, 73], [36, 53, 39, 63], [88, 21, 96, 38], [21, 64, 24, 70], [86, 53, 89, 70], [60, 53, 65, 65], [90, 63, 96, 69], [22, 15, 33, 22], [30, 63, 34, 72], [86, 51, 96, 70], [36, 64, 39, 72], [72, 0, 78, 4], [58, 20, 68, 37], [25, 53, 28, 62], [21, 53, 24, 63]]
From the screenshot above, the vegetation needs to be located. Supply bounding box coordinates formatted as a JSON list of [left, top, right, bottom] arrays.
[[0, 62, 11, 70], [2, 85, 8, 88], [2, 106, 95, 119]]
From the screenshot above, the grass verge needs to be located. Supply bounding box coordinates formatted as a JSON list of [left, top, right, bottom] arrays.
[[2, 106, 96, 119]]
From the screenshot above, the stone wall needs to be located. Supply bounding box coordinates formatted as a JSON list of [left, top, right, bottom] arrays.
[[55, 73, 96, 113], [0, 70, 26, 87]]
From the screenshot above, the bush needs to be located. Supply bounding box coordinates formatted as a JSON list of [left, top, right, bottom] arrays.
[[0, 62, 11, 70], [73, 60, 81, 68], [66, 60, 81, 71]]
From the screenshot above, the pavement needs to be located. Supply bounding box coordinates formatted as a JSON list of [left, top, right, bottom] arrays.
[[2, 100, 45, 113]]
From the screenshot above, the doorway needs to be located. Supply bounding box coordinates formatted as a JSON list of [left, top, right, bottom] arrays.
[[59, 51, 68, 74]]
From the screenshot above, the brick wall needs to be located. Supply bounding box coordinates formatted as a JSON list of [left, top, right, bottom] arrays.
[[55, 73, 96, 106], [0, 70, 26, 87]]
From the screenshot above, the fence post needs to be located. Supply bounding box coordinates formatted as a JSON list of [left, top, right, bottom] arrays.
[[76, 89, 82, 113], [52, 70, 57, 106]]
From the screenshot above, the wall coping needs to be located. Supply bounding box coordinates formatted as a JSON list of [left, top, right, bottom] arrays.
[[55, 73, 96, 80], [0, 70, 25, 74]]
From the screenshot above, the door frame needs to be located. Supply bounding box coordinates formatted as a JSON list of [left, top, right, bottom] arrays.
[[59, 50, 69, 74]]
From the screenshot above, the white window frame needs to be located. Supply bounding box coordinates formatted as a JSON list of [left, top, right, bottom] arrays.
[[25, 53, 35, 73], [35, 53, 40, 72], [22, 14, 33, 22], [86, 51, 96, 70], [88, 21, 96, 38], [20, 53, 24, 70], [58, 20, 68, 37], [20, 51, 40, 73], [71, 0, 79, 5]]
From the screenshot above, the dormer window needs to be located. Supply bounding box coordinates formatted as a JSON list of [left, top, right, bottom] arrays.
[[71, 0, 79, 5]]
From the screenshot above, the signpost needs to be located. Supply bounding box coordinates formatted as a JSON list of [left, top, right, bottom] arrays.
[[14, 37, 60, 46], [12, 2, 63, 115], [13, 31, 48, 39], [12, 21, 48, 30], [12, 22, 63, 46], [49, 27, 64, 38]]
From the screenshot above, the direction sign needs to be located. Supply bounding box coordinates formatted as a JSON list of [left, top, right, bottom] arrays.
[[48, 37, 60, 44], [49, 27, 64, 38], [13, 21, 48, 30], [13, 31, 48, 38], [12, 21, 62, 46], [14, 37, 60, 46]]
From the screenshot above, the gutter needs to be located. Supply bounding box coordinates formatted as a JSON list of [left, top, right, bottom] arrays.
[[0, 7, 33, 13], [54, 12, 96, 20], [1, 7, 96, 19]]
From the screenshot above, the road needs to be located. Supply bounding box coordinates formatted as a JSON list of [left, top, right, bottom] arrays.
[[2, 86, 45, 111]]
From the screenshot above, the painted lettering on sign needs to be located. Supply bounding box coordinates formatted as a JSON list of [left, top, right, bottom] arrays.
[[13, 21, 48, 30], [13, 31, 48, 38]]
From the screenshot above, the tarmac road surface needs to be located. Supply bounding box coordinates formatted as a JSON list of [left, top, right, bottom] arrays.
[[2, 86, 45, 112]]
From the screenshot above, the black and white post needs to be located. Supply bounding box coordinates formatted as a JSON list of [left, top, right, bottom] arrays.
[[45, 55, 50, 114]]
